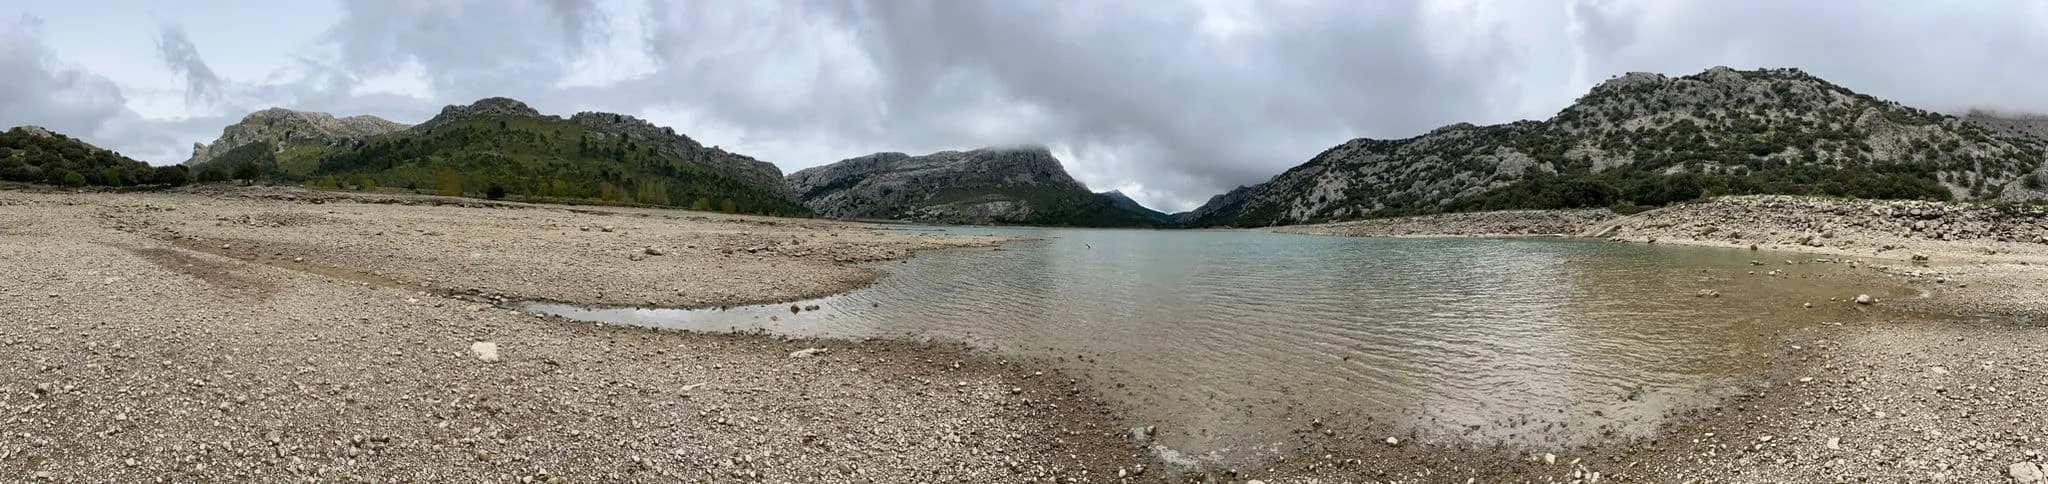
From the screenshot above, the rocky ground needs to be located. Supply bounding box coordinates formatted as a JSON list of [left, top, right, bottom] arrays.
[[1250, 195, 2048, 483], [0, 187, 1147, 482], [1272, 209, 1617, 238], [12, 187, 2048, 483]]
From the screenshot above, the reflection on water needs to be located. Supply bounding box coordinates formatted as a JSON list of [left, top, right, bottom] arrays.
[[524, 228, 1910, 465]]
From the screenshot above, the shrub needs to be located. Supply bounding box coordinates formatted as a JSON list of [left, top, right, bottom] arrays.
[[231, 162, 260, 181], [61, 171, 85, 187]]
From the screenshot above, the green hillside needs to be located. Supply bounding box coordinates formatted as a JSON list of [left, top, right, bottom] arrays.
[[0, 126, 187, 187], [191, 117, 809, 216]]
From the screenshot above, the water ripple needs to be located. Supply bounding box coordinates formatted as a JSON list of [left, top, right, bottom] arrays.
[[524, 228, 1911, 464]]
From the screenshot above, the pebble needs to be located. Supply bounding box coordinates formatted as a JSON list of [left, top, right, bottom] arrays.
[[1854, 294, 1875, 305], [470, 342, 501, 363], [1826, 437, 1841, 450], [1384, 437, 1399, 446], [2013, 462, 2047, 484], [789, 348, 828, 358]]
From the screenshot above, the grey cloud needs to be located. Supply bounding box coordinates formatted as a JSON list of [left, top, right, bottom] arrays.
[[627, 1, 1513, 211], [0, 15, 132, 144], [320, 0, 602, 96], [155, 24, 222, 107], [19, 0, 2048, 211]]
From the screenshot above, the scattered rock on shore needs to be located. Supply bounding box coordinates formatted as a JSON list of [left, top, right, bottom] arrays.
[[469, 341, 501, 362]]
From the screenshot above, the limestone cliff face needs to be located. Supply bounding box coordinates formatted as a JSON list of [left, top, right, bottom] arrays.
[[185, 108, 409, 166], [787, 147, 1169, 227], [1187, 67, 2048, 227]]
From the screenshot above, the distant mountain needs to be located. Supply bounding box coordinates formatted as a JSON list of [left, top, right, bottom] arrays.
[[1097, 190, 1177, 225], [786, 147, 1173, 227], [2, 126, 187, 187], [185, 108, 409, 168], [1186, 66, 2048, 227], [1962, 109, 2048, 143], [189, 97, 808, 215]]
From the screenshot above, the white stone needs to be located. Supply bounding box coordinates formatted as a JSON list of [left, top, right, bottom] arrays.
[[469, 342, 501, 363], [2012, 462, 2046, 484], [789, 348, 828, 358]]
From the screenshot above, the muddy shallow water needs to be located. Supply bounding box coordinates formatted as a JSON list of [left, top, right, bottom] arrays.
[[524, 228, 1916, 466]]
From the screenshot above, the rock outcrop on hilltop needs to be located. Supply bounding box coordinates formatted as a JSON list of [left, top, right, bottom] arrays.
[[185, 108, 410, 167], [1188, 67, 2048, 227], [787, 147, 1172, 227], [408, 97, 543, 132]]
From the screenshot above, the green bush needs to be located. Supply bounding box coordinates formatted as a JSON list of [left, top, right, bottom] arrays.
[[61, 171, 85, 187]]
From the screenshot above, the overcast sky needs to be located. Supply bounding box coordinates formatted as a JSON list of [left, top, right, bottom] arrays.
[[4, 0, 2047, 211]]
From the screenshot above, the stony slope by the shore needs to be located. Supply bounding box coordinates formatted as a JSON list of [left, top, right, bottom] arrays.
[[0, 187, 1146, 482], [1252, 196, 2048, 483], [1271, 208, 1617, 238]]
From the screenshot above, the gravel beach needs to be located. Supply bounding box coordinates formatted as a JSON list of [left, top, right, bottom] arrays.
[[9, 187, 2048, 483], [0, 187, 1145, 482], [1256, 195, 2048, 483]]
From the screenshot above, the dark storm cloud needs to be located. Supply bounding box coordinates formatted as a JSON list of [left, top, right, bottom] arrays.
[[155, 25, 222, 107]]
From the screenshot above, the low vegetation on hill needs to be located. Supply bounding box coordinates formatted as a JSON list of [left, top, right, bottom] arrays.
[[186, 100, 808, 216], [1187, 67, 2048, 227], [0, 127, 187, 187]]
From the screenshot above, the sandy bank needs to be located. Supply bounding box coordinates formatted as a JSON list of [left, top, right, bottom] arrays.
[[0, 187, 1144, 482]]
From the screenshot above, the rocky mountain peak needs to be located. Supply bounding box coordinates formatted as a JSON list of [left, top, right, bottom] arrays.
[[414, 97, 548, 132], [1185, 66, 2048, 227], [786, 146, 1164, 226], [184, 107, 409, 166], [14, 126, 57, 138]]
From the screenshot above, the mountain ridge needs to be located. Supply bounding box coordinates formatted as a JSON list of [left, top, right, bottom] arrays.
[[1186, 66, 2048, 227], [187, 98, 794, 201], [787, 147, 1172, 227]]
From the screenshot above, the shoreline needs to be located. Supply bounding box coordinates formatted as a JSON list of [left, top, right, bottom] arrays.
[[1252, 195, 2048, 482], [0, 186, 1144, 482], [9, 186, 2048, 481]]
